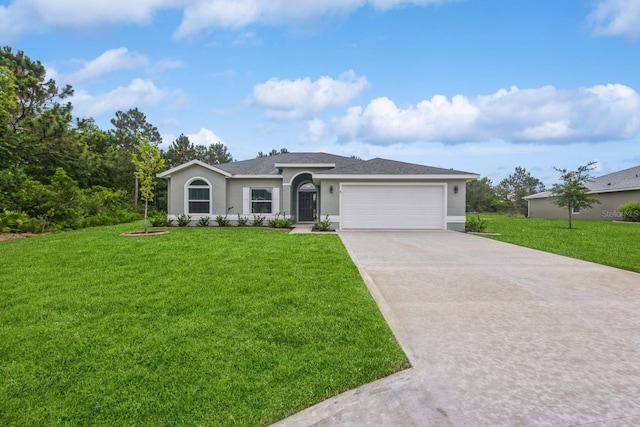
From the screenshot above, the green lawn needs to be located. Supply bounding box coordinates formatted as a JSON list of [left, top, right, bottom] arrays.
[[476, 214, 640, 273], [0, 223, 408, 426]]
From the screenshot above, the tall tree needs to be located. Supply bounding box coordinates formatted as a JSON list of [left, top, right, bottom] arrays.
[[165, 134, 196, 168], [496, 167, 546, 215], [0, 47, 75, 178], [466, 177, 499, 213], [0, 46, 73, 135], [109, 108, 161, 200], [165, 136, 234, 167], [0, 65, 17, 168], [110, 108, 161, 150], [195, 142, 233, 164], [132, 134, 165, 232], [551, 162, 600, 229]]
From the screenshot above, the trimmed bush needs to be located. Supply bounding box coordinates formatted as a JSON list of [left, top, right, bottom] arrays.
[[313, 215, 333, 232], [619, 202, 640, 222], [267, 213, 293, 229], [465, 215, 488, 232]]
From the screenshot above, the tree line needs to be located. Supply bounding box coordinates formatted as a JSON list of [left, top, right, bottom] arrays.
[[0, 47, 233, 232], [466, 166, 546, 215], [467, 162, 600, 229]]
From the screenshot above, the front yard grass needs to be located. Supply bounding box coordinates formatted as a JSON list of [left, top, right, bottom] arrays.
[[476, 214, 640, 273], [0, 223, 408, 426]]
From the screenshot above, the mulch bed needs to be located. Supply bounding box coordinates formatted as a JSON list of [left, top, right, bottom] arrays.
[[0, 233, 43, 242]]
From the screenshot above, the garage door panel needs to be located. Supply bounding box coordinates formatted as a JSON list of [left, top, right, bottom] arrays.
[[341, 184, 444, 230]]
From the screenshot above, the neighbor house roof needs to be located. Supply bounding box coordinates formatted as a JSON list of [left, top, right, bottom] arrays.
[[588, 165, 640, 193], [525, 165, 640, 200], [157, 152, 478, 179]]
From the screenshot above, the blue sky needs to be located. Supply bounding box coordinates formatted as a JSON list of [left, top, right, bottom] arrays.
[[1, 0, 639, 184]]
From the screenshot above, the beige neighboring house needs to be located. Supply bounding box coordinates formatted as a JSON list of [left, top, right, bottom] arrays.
[[524, 165, 640, 220], [157, 152, 479, 231]]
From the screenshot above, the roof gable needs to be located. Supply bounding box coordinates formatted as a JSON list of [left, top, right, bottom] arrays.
[[157, 159, 232, 178]]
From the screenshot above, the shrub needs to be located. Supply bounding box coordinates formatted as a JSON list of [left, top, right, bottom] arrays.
[[196, 216, 210, 227], [215, 207, 233, 227], [619, 202, 640, 222], [237, 214, 248, 227], [149, 211, 172, 227], [312, 215, 333, 232], [0, 211, 44, 233], [251, 214, 265, 227], [267, 213, 293, 229], [465, 215, 488, 232], [176, 214, 192, 227]]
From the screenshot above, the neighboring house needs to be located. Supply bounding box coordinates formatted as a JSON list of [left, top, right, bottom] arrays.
[[157, 152, 479, 231], [525, 165, 640, 220]]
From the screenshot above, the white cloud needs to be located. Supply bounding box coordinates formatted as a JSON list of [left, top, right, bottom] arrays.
[[187, 128, 226, 146], [0, 0, 182, 42], [0, 0, 457, 41], [588, 0, 640, 39], [252, 70, 369, 119], [67, 48, 149, 83], [300, 118, 328, 143], [175, 0, 453, 37], [332, 84, 640, 145], [72, 78, 173, 118]]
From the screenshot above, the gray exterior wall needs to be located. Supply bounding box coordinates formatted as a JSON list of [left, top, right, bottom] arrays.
[[165, 164, 227, 218], [226, 178, 284, 216], [528, 190, 640, 220]]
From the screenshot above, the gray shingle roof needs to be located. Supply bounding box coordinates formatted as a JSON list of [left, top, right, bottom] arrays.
[[588, 165, 640, 192], [525, 165, 640, 199], [214, 152, 363, 175], [319, 157, 475, 175], [159, 152, 477, 177]]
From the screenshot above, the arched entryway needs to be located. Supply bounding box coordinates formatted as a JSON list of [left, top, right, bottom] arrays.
[[297, 182, 317, 222]]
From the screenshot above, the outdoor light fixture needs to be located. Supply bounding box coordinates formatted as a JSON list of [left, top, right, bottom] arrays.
[[329, 185, 333, 194], [454, 185, 459, 194]]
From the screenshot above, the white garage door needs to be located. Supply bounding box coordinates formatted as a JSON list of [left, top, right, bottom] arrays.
[[341, 184, 445, 230]]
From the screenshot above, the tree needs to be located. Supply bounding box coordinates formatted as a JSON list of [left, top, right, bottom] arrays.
[[466, 177, 499, 213], [194, 142, 233, 164], [132, 134, 165, 232], [165, 135, 233, 167], [110, 108, 161, 150], [0, 46, 74, 134], [257, 148, 289, 158], [165, 134, 196, 168], [109, 108, 161, 203], [0, 65, 17, 167], [551, 162, 600, 229], [496, 167, 546, 215], [0, 47, 75, 178]]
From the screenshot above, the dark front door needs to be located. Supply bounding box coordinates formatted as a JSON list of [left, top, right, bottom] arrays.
[[298, 192, 316, 221]]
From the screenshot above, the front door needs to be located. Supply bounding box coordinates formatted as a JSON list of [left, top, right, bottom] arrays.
[[298, 192, 316, 221]]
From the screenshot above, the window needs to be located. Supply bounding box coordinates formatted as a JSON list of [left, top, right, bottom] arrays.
[[572, 206, 580, 214], [188, 179, 210, 214], [251, 188, 272, 213]]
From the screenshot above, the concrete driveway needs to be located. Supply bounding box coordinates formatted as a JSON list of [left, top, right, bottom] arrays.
[[273, 231, 640, 426]]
